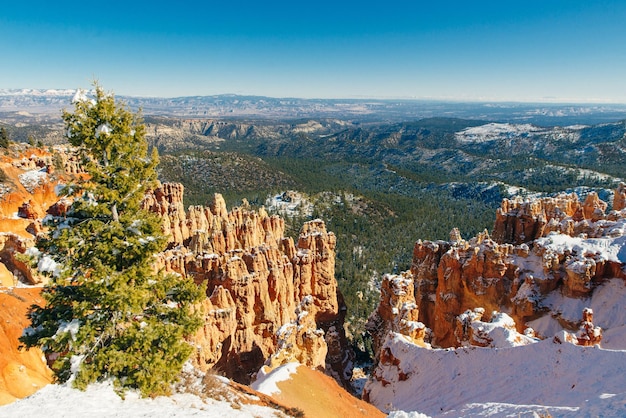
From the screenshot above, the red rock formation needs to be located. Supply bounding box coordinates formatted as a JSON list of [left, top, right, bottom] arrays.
[[366, 272, 427, 357], [614, 182, 626, 211], [411, 239, 450, 329], [576, 307, 602, 346], [17, 201, 40, 220], [141, 182, 190, 245], [0, 234, 38, 285], [492, 193, 585, 244], [582, 192, 607, 221], [0, 146, 83, 288], [428, 232, 519, 347], [371, 185, 625, 350], [0, 288, 52, 405], [0, 145, 351, 393], [144, 185, 352, 387]]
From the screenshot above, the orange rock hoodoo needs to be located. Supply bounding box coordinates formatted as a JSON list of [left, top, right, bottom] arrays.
[[614, 182, 626, 212], [366, 272, 426, 356], [143, 184, 352, 386], [1, 144, 352, 395], [371, 188, 625, 349], [576, 307, 602, 346]]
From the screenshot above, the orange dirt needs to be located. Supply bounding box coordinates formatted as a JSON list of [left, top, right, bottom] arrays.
[[0, 287, 52, 405], [272, 365, 384, 418]]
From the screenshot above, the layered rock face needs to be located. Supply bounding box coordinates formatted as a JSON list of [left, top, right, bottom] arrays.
[[0, 288, 52, 405], [492, 191, 613, 245], [0, 146, 80, 285], [371, 187, 626, 349], [143, 184, 352, 386], [366, 272, 427, 357], [1, 145, 351, 395], [0, 146, 89, 404]]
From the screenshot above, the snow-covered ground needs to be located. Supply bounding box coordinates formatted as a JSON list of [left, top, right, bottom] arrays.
[[366, 333, 626, 417], [454, 122, 595, 146], [265, 191, 314, 217], [366, 223, 626, 417], [455, 123, 545, 143], [18, 168, 48, 193], [0, 379, 285, 418], [529, 279, 626, 345], [251, 362, 299, 396]]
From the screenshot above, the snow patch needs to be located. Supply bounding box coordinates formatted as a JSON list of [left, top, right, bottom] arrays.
[[37, 255, 62, 277], [95, 123, 112, 138], [250, 362, 300, 396], [455, 123, 544, 143], [0, 380, 282, 417], [265, 191, 314, 218], [18, 169, 48, 192]]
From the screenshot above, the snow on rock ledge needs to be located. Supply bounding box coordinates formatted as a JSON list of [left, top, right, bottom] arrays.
[[363, 331, 626, 416]]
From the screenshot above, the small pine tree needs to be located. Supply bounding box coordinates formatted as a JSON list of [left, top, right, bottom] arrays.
[[0, 127, 9, 148], [21, 84, 203, 396]]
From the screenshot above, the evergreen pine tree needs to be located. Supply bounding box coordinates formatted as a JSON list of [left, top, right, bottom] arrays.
[[20, 84, 202, 396], [0, 127, 9, 148]]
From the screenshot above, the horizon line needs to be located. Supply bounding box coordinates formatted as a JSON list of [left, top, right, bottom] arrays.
[[2, 87, 626, 106]]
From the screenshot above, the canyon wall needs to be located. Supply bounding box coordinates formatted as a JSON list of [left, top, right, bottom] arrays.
[[143, 183, 352, 386], [0, 146, 73, 404], [365, 188, 625, 409], [0, 146, 351, 393], [370, 189, 626, 351]]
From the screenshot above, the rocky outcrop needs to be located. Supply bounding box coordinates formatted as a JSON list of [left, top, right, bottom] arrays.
[[0, 146, 82, 286], [0, 288, 53, 405], [454, 308, 537, 348], [364, 188, 624, 413], [493, 193, 581, 244], [576, 308, 602, 346], [371, 185, 626, 349], [0, 234, 38, 286], [614, 182, 626, 211], [144, 184, 352, 387], [141, 182, 189, 245], [493, 190, 625, 245], [366, 272, 427, 357], [0, 145, 351, 394]]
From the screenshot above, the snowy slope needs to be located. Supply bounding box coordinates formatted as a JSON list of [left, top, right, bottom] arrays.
[[365, 333, 626, 417], [455, 123, 546, 143], [0, 381, 284, 417], [251, 362, 300, 395], [528, 278, 626, 348]]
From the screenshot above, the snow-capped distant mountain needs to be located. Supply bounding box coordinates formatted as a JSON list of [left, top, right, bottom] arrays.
[[0, 89, 77, 96], [2, 88, 626, 123]]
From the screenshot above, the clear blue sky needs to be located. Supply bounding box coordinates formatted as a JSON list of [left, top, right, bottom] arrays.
[[2, 0, 626, 102]]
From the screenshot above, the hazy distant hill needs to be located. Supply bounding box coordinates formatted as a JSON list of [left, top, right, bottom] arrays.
[[2, 88, 626, 125]]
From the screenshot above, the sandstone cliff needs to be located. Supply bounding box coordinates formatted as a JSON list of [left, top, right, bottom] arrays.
[[492, 191, 612, 244], [0, 145, 81, 285], [0, 146, 352, 401], [369, 188, 626, 350], [143, 183, 353, 387], [0, 145, 83, 404], [364, 189, 625, 414], [0, 288, 53, 405]]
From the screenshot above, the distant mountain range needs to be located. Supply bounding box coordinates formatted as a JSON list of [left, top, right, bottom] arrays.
[[2, 88, 626, 125]]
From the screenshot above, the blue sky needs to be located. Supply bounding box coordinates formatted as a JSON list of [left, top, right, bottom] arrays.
[[2, 1, 626, 102]]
